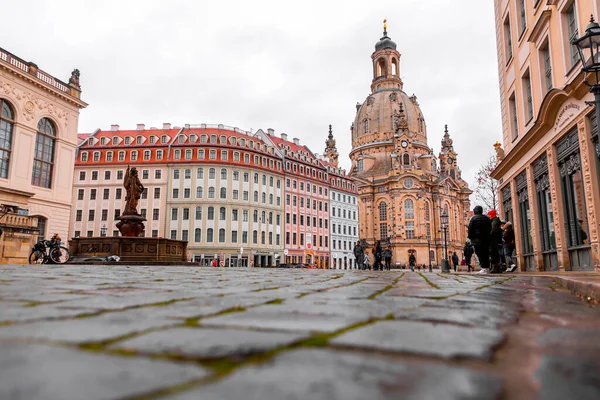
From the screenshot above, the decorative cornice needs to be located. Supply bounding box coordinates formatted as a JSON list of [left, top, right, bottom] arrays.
[[527, 10, 552, 43]]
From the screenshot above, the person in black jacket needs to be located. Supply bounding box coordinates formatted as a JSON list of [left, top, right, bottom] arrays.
[[451, 252, 459, 272], [353, 241, 364, 270], [373, 240, 383, 271], [487, 209, 503, 273], [463, 240, 474, 272], [468, 205, 492, 274]]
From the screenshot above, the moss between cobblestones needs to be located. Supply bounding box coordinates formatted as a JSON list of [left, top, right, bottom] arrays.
[[367, 273, 405, 299], [251, 286, 282, 292], [182, 306, 248, 327], [417, 272, 441, 289], [265, 298, 285, 305]]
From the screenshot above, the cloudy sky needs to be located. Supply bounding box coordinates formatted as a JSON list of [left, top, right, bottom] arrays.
[[2, 0, 501, 190]]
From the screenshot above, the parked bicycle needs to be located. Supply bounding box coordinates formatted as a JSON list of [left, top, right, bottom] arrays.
[[29, 234, 70, 264]]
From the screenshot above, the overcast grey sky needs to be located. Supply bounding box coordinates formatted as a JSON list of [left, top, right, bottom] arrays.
[[2, 0, 501, 189]]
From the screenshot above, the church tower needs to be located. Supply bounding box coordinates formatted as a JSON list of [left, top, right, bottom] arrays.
[[324, 124, 339, 167], [349, 21, 472, 267]]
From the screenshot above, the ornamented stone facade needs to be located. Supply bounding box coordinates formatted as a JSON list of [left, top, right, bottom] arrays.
[[349, 25, 472, 267], [0, 47, 86, 263], [491, 0, 600, 271]]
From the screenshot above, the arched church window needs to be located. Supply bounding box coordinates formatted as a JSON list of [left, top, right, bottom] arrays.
[[403, 153, 410, 166], [379, 202, 387, 221], [404, 199, 414, 219], [424, 201, 430, 221], [364, 119, 369, 133], [357, 159, 364, 172], [391, 58, 398, 75]]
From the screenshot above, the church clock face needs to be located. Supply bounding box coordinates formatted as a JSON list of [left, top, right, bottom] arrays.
[[401, 140, 408, 148], [404, 178, 414, 189], [447, 157, 454, 165]]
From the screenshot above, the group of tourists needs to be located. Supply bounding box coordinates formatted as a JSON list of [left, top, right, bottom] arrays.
[[467, 205, 517, 274], [350, 205, 519, 274], [352, 240, 393, 271]]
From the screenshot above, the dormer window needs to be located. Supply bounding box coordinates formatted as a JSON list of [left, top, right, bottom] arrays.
[[219, 135, 226, 144], [210, 135, 217, 144], [93, 152, 100, 162], [112, 137, 119, 145], [161, 135, 168, 144], [136, 136, 143, 144], [178, 135, 185, 143], [150, 136, 157, 144], [230, 137, 237, 145], [240, 138, 245, 147], [100, 137, 107, 145], [190, 134, 197, 143], [124, 137, 131, 145], [201, 135, 207, 143], [81, 152, 88, 162]]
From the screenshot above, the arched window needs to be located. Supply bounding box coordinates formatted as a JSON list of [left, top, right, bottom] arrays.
[[194, 228, 201, 242], [364, 119, 369, 133], [254, 191, 259, 202], [269, 194, 273, 204], [377, 58, 387, 76], [253, 210, 258, 222], [0, 99, 15, 178], [207, 207, 214, 220], [253, 230, 258, 244], [219, 228, 226, 242], [196, 186, 203, 198], [403, 153, 410, 166], [220, 187, 226, 199], [379, 202, 387, 221], [219, 207, 226, 220], [261, 193, 266, 203], [404, 199, 414, 219], [391, 58, 398, 75], [221, 168, 227, 179], [424, 201, 430, 221], [209, 168, 215, 179], [208, 187, 215, 198], [207, 228, 214, 242], [32, 118, 56, 188], [269, 212, 273, 224], [195, 206, 202, 220]]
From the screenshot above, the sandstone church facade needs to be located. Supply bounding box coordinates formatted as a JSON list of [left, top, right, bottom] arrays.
[[349, 25, 472, 267]]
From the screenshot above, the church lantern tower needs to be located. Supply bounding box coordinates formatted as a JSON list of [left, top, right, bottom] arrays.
[[324, 124, 339, 167]]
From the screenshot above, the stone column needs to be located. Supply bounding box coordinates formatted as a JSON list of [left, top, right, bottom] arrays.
[[577, 119, 600, 270], [526, 165, 544, 271], [547, 147, 570, 271]]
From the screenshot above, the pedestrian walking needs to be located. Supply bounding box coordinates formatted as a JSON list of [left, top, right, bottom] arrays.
[[353, 241, 364, 271], [463, 240, 474, 272], [468, 205, 492, 274], [363, 252, 371, 270], [384, 247, 392, 270], [488, 210, 503, 273], [451, 252, 459, 272], [502, 222, 517, 272], [409, 253, 416, 271], [373, 240, 383, 271]]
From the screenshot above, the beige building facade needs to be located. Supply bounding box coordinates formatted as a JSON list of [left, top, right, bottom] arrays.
[[0, 47, 86, 263], [349, 26, 472, 267], [492, 0, 600, 271]]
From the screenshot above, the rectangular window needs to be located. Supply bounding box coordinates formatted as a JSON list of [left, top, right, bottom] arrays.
[[154, 188, 160, 198], [172, 188, 179, 199], [88, 210, 95, 221], [90, 189, 96, 200], [523, 70, 533, 122], [541, 42, 552, 92], [154, 169, 162, 180], [101, 209, 108, 221], [231, 230, 238, 243], [566, 3, 579, 67], [152, 230, 158, 237], [509, 92, 518, 141], [170, 230, 177, 240], [79, 171, 86, 181], [183, 208, 189, 220], [75, 210, 82, 221], [153, 208, 159, 220], [114, 209, 121, 219], [104, 170, 111, 180], [141, 188, 148, 199], [77, 189, 84, 200], [405, 221, 415, 239], [115, 188, 122, 200], [173, 169, 180, 179], [517, 0, 526, 37], [91, 171, 98, 181], [171, 208, 178, 221], [184, 188, 191, 198]]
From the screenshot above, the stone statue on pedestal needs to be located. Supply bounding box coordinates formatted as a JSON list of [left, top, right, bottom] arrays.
[[116, 166, 147, 236]]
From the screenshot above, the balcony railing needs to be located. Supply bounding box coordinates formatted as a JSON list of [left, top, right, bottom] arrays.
[[0, 47, 70, 94]]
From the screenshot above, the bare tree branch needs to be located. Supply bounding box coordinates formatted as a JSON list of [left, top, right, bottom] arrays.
[[472, 154, 499, 212]]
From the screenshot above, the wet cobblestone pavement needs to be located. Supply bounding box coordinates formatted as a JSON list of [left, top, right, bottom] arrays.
[[1, 265, 599, 400]]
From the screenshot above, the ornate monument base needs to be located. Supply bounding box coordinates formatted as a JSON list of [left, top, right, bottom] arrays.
[[68, 237, 187, 263], [115, 214, 146, 237]]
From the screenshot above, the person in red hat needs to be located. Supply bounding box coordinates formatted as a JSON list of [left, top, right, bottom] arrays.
[[487, 209, 503, 273]]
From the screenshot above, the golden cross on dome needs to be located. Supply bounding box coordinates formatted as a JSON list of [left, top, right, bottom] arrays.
[[383, 19, 387, 30]]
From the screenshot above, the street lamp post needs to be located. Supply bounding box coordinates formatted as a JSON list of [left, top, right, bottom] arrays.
[[572, 15, 600, 140], [427, 236, 432, 272], [440, 210, 450, 273]]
